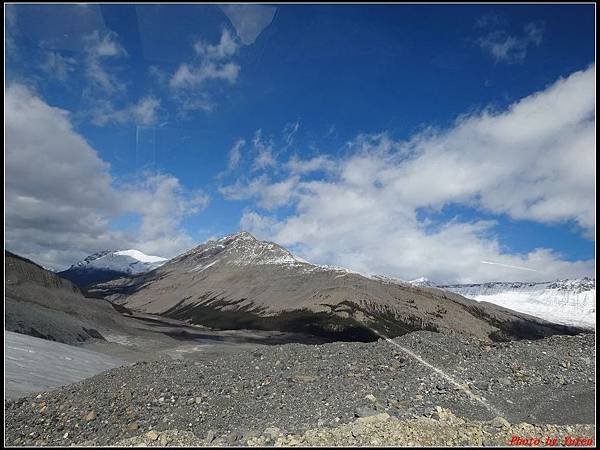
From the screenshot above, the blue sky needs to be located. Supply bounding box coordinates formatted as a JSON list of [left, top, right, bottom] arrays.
[[5, 4, 596, 283]]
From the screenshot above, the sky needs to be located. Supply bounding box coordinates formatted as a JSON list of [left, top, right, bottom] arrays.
[[4, 3, 596, 283]]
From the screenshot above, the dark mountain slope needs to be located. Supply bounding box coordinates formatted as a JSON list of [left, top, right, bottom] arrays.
[[5, 251, 134, 344]]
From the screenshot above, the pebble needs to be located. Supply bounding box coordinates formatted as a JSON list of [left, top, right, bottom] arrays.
[[490, 416, 510, 428], [146, 430, 159, 441], [355, 407, 378, 418]]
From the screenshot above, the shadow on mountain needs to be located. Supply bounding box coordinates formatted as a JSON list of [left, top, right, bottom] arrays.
[[161, 294, 589, 344], [162, 299, 382, 343], [464, 303, 585, 342]]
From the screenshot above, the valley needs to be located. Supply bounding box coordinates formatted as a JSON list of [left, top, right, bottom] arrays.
[[3, 235, 596, 447]]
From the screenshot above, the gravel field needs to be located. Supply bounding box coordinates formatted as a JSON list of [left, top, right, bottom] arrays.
[[101, 412, 596, 447], [4, 330, 594, 447]]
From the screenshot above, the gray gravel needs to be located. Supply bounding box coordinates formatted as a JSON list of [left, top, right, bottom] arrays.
[[85, 413, 596, 447], [4, 330, 595, 446]]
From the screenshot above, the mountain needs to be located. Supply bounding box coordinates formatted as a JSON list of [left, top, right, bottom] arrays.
[[408, 277, 436, 287], [58, 249, 167, 288], [5, 251, 136, 345], [88, 232, 586, 342], [432, 279, 596, 330]]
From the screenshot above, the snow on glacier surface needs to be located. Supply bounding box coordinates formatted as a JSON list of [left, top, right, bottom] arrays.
[[441, 279, 595, 329], [5, 331, 126, 399]]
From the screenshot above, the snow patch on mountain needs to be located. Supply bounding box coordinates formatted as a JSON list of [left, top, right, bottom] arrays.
[[190, 259, 221, 273], [114, 250, 167, 264]]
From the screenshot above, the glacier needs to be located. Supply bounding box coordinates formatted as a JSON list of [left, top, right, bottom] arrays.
[[437, 279, 595, 329]]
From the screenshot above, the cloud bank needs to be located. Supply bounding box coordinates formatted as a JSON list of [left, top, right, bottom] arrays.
[[5, 84, 207, 269], [224, 65, 596, 283]]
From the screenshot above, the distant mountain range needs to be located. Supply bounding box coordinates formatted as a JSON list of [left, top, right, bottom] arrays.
[[87, 232, 585, 342], [51, 237, 595, 333], [58, 249, 167, 288]]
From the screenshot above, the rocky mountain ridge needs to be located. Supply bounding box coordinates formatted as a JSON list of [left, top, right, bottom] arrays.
[[88, 232, 587, 342]]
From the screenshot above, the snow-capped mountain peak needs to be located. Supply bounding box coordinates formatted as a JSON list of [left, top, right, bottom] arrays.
[[69, 250, 167, 274], [59, 249, 168, 287], [175, 231, 306, 272], [547, 277, 595, 293]]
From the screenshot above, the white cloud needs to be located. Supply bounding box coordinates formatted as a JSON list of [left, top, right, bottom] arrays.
[[524, 22, 544, 45], [254, 151, 277, 171], [91, 95, 161, 126], [41, 29, 164, 128], [230, 66, 595, 283], [478, 21, 544, 64], [148, 65, 168, 84], [85, 58, 125, 95], [228, 139, 246, 170], [285, 155, 335, 175], [40, 52, 77, 81], [83, 30, 127, 95], [282, 120, 300, 148], [395, 65, 595, 232], [194, 28, 239, 60], [176, 94, 214, 115], [251, 129, 277, 171], [168, 28, 241, 113], [86, 30, 127, 58], [130, 96, 161, 126], [475, 13, 506, 30], [170, 28, 241, 91], [5, 84, 206, 269], [120, 173, 209, 257], [220, 175, 299, 211], [170, 61, 240, 90], [215, 138, 249, 180], [220, 4, 277, 45]]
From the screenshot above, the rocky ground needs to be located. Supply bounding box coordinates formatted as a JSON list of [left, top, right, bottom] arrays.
[[5, 312, 328, 400], [94, 412, 596, 447], [4, 331, 595, 447]]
